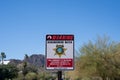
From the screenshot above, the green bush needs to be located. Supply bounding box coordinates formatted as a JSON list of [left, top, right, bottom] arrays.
[[25, 72, 37, 80], [0, 64, 18, 80]]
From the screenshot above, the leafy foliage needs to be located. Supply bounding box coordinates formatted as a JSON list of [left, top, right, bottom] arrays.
[[0, 64, 18, 80], [25, 72, 37, 80], [1, 52, 6, 64], [75, 36, 120, 80]]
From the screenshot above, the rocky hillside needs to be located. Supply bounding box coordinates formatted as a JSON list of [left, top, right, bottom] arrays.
[[9, 54, 45, 67], [9, 59, 22, 66], [24, 54, 45, 67]]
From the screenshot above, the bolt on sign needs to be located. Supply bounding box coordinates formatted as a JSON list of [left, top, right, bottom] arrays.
[[46, 34, 74, 70]]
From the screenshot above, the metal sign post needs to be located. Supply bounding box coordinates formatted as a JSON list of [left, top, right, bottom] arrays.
[[46, 34, 74, 79], [58, 71, 62, 80]]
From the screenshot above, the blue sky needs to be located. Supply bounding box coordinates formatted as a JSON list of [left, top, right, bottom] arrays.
[[0, 0, 120, 60]]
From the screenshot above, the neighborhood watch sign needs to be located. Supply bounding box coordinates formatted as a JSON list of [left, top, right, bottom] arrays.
[[45, 35, 74, 70]]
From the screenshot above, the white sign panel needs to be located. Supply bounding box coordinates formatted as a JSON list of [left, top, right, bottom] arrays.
[[46, 35, 74, 70]]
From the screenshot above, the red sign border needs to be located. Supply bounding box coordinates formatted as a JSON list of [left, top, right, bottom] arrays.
[[45, 34, 74, 70]]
